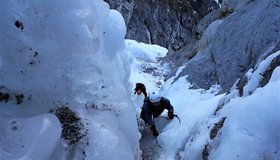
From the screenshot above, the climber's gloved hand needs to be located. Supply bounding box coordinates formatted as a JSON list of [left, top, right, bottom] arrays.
[[150, 125, 159, 137], [168, 111, 174, 119]]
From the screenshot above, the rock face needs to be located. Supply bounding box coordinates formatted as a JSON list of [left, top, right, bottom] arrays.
[[105, 0, 219, 51], [106, 0, 280, 92], [178, 0, 280, 91]]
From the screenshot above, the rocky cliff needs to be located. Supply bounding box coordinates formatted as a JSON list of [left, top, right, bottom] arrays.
[[105, 0, 219, 51], [177, 0, 280, 91]]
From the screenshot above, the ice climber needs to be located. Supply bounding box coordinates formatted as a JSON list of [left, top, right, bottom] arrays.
[[140, 92, 174, 137]]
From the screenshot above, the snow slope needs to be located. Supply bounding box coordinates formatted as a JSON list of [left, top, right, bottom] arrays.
[[128, 40, 280, 160]]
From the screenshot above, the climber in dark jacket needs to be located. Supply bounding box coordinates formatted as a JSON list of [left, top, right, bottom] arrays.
[[141, 92, 174, 137]]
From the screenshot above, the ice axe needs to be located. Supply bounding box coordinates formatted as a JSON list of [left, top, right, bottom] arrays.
[[173, 114, 181, 123], [157, 114, 181, 123]]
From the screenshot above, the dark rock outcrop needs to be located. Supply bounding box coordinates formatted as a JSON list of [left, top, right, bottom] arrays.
[[54, 106, 86, 145], [105, 0, 219, 51]]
